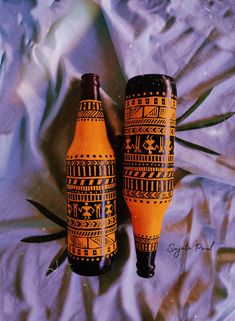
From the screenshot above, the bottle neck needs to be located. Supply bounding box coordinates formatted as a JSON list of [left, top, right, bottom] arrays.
[[80, 73, 101, 101], [77, 73, 103, 119], [77, 74, 104, 125]]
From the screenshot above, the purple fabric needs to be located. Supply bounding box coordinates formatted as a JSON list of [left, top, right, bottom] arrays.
[[0, 0, 235, 320]]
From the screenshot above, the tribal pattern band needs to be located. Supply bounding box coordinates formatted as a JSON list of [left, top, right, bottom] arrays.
[[66, 156, 117, 261], [123, 94, 176, 204], [77, 100, 104, 121], [134, 234, 159, 252]]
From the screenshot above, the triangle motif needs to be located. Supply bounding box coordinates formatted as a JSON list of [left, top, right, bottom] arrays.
[[130, 107, 143, 118], [75, 238, 87, 249], [144, 106, 158, 117]]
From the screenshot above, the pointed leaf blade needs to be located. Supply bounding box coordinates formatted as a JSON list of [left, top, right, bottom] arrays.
[[55, 59, 65, 96], [176, 112, 235, 131], [46, 247, 68, 276], [27, 199, 67, 229], [176, 137, 220, 155], [21, 229, 67, 243], [176, 87, 213, 125]]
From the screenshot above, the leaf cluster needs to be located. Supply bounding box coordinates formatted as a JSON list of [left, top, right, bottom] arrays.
[[21, 87, 235, 275]]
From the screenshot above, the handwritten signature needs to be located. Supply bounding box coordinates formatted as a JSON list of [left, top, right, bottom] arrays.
[[167, 241, 215, 258]]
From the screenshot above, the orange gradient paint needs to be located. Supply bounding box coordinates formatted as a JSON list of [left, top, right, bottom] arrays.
[[123, 74, 177, 278], [66, 74, 117, 276]]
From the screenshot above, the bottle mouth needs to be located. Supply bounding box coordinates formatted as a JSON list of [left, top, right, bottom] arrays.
[[125, 73, 177, 98], [80, 73, 101, 100], [81, 73, 100, 86], [136, 251, 156, 278], [127, 73, 175, 84]]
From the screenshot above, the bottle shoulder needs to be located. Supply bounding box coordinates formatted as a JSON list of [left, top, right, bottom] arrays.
[[67, 133, 114, 157], [67, 141, 114, 156]]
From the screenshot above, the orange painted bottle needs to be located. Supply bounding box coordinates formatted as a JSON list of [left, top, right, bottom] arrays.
[[66, 74, 117, 276], [123, 74, 177, 278]]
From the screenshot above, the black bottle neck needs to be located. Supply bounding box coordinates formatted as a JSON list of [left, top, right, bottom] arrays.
[[80, 73, 101, 101]]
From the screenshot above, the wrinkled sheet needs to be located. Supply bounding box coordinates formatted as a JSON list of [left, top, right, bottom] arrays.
[[0, 0, 235, 320]]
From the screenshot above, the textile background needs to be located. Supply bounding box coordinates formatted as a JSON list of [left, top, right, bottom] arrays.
[[0, 0, 235, 320]]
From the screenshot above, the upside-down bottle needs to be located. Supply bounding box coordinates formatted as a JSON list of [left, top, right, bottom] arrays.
[[123, 74, 177, 278], [66, 74, 117, 276]]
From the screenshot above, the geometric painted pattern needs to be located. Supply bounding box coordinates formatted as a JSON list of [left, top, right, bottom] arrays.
[[123, 73, 177, 266], [134, 234, 159, 252], [67, 99, 117, 262], [123, 96, 176, 203], [67, 157, 117, 260]]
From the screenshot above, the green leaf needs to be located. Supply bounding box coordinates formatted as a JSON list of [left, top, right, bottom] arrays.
[[176, 87, 213, 125], [176, 137, 220, 155], [176, 112, 235, 131], [0, 52, 6, 69], [27, 199, 67, 229], [20, 229, 66, 243], [46, 247, 68, 276], [55, 59, 64, 96]]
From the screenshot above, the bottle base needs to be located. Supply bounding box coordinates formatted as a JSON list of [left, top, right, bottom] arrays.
[[136, 250, 156, 278], [68, 255, 114, 276]]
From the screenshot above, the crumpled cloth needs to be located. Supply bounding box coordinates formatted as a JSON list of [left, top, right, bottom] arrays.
[[0, 0, 235, 320]]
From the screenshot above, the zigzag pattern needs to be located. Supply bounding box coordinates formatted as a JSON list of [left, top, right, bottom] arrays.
[[124, 126, 175, 136], [66, 159, 115, 166], [123, 189, 173, 199], [68, 215, 117, 229]]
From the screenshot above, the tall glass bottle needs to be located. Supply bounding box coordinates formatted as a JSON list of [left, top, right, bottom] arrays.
[[66, 74, 117, 276], [123, 74, 177, 278]]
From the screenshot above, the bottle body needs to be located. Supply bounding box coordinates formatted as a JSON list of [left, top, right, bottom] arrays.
[[66, 75, 117, 276], [123, 74, 177, 278]]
